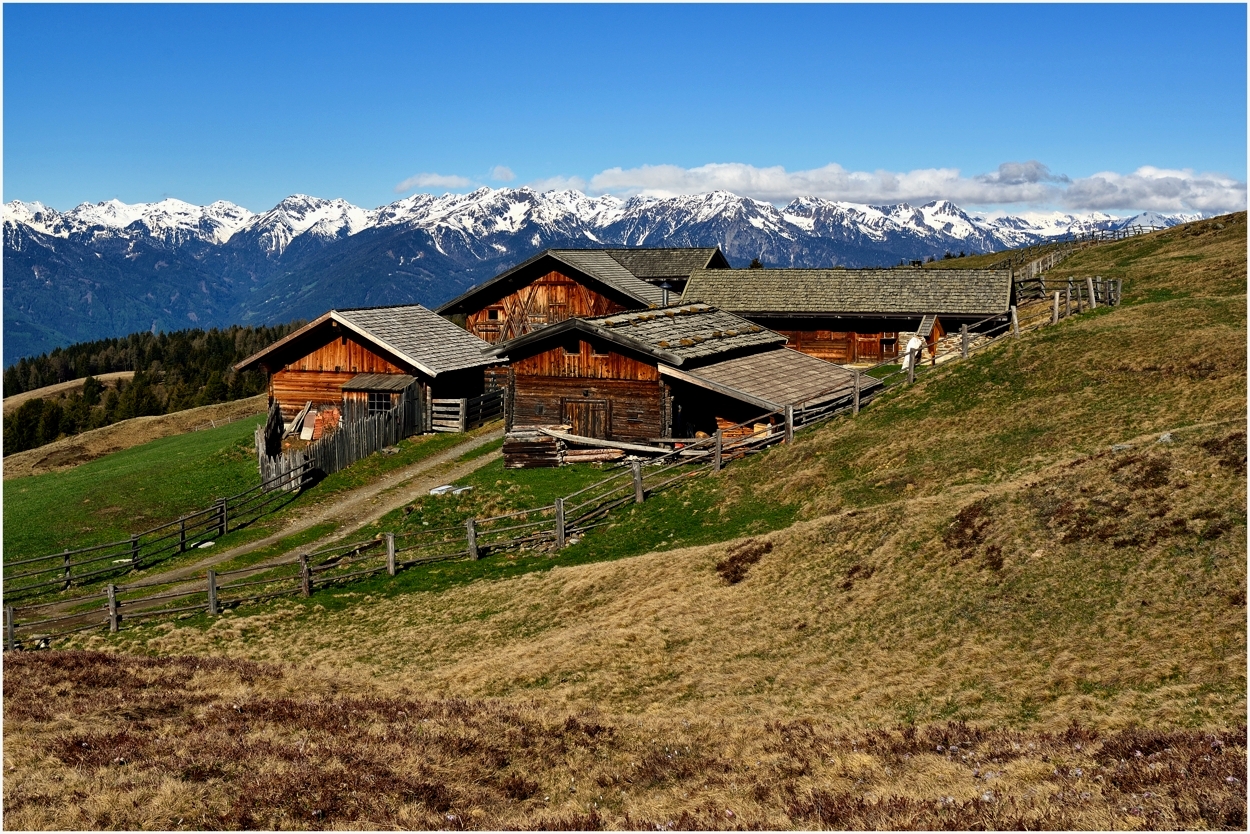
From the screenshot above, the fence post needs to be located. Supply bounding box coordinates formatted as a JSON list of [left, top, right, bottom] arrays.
[[179, 516, 187, 553], [218, 497, 228, 537], [129, 535, 140, 570], [386, 532, 397, 576], [460, 399, 468, 433], [1052, 291, 1060, 324], [107, 584, 119, 633], [554, 499, 566, 549], [1066, 284, 1072, 317], [299, 555, 312, 597], [1115, 278, 1122, 306], [207, 570, 218, 616], [631, 461, 644, 504], [63, 549, 72, 590], [852, 371, 861, 416], [1086, 276, 1098, 310], [1010, 305, 1020, 337], [467, 519, 479, 560], [784, 405, 794, 444], [5, 606, 15, 651], [961, 325, 969, 358], [713, 430, 723, 471]]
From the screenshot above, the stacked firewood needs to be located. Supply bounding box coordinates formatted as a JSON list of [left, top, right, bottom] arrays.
[[503, 428, 565, 468]]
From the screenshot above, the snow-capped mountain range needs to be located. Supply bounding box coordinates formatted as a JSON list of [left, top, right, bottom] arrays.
[[3, 188, 1204, 362]]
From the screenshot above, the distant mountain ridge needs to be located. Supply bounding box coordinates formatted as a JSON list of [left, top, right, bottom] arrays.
[[3, 188, 1202, 362]]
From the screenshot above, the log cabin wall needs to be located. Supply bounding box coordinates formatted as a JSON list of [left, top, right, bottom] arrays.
[[268, 332, 409, 421], [755, 318, 900, 364], [508, 340, 664, 442], [465, 270, 629, 344]]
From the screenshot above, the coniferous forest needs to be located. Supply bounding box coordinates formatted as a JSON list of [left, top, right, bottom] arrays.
[[3, 323, 302, 456]]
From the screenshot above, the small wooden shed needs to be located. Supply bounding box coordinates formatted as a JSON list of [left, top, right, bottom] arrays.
[[234, 304, 498, 435], [681, 267, 1015, 363], [437, 247, 729, 345], [495, 303, 864, 444]]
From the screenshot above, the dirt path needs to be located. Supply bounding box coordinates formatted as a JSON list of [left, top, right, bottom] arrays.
[[124, 427, 503, 588]]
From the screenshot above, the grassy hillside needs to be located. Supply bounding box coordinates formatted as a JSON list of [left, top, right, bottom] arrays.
[[8, 214, 1246, 829]]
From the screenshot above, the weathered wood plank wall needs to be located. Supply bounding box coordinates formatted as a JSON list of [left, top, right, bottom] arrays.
[[465, 270, 627, 344]]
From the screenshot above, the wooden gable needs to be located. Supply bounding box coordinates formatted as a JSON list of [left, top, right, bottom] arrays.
[[269, 327, 412, 421], [465, 270, 628, 344]]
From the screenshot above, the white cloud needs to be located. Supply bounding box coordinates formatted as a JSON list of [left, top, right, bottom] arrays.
[[525, 174, 588, 193], [491, 165, 516, 182], [580, 160, 1246, 213], [394, 172, 473, 193]]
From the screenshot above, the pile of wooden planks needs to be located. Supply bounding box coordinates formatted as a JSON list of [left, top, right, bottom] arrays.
[[504, 428, 564, 468]]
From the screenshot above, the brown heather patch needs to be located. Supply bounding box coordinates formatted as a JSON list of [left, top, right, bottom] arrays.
[[5, 652, 1245, 830], [714, 538, 772, 584]]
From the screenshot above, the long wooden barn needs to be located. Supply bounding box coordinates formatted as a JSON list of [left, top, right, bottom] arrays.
[[234, 304, 497, 437], [681, 267, 1015, 364], [495, 303, 865, 444], [437, 247, 729, 346]]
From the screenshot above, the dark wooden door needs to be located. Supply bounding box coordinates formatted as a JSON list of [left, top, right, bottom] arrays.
[[562, 399, 609, 439]]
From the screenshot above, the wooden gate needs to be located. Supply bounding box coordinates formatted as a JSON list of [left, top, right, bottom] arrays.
[[562, 399, 609, 438]]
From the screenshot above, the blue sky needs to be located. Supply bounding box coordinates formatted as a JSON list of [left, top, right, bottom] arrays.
[[4, 4, 1246, 215]]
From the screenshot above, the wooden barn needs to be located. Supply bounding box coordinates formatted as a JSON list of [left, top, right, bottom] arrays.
[[437, 247, 729, 345], [681, 267, 1015, 364], [495, 303, 865, 444], [234, 304, 498, 437]]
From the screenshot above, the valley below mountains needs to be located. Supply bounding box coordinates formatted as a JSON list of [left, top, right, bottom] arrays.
[[3, 187, 1200, 362]]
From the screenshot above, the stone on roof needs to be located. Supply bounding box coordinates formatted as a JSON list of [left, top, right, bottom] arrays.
[[681, 267, 1013, 316]]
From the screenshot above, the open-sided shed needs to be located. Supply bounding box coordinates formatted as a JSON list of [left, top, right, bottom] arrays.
[[681, 267, 1015, 364]]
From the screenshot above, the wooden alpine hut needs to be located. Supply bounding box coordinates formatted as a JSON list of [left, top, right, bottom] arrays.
[[681, 267, 1015, 364], [495, 303, 868, 449], [234, 304, 498, 438], [437, 247, 729, 345]]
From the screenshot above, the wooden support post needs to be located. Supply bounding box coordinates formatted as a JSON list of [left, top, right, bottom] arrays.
[[386, 532, 397, 576], [852, 371, 861, 416], [554, 499, 566, 549], [713, 430, 723, 471], [784, 405, 794, 444], [1066, 285, 1072, 317], [1086, 276, 1098, 309], [1115, 278, 1122, 306], [107, 584, 119, 633], [299, 555, 312, 597], [1052, 291, 1060, 324], [961, 325, 969, 358], [5, 606, 15, 652], [1010, 305, 1020, 337], [129, 535, 140, 570], [631, 460, 644, 504], [218, 498, 228, 537], [207, 570, 218, 616], [460, 398, 468, 433], [179, 516, 187, 553], [63, 549, 72, 591], [908, 348, 917, 383], [467, 519, 479, 560]]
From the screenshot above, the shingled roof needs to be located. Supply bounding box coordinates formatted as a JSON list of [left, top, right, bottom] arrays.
[[235, 304, 496, 377], [494, 303, 785, 368], [681, 268, 1013, 316], [602, 247, 729, 282], [659, 347, 868, 410]]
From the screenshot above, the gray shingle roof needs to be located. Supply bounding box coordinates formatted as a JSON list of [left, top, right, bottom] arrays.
[[496, 303, 785, 367], [234, 304, 495, 377], [334, 305, 496, 376], [681, 268, 1013, 316], [659, 347, 870, 410], [602, 248, 726, 280], [550, 250, 665, 306]]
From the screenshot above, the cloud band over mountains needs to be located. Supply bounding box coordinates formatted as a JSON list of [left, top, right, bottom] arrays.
[[396, 160, 1246, 214]]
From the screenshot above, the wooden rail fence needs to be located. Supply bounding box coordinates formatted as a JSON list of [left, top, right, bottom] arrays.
[[431, 389, 506, 433], [3, 287, 1123, 650]]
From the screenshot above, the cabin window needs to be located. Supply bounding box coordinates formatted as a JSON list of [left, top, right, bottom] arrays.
[[486, 308, 501, 321], [367, 391, 393, 415], [534, 403, 546, 416], [590, 342, 610, 357], [562, 338, 581, 357]]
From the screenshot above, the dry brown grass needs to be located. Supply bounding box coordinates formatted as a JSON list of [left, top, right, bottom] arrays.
[[4, 651, 1244, 830]]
